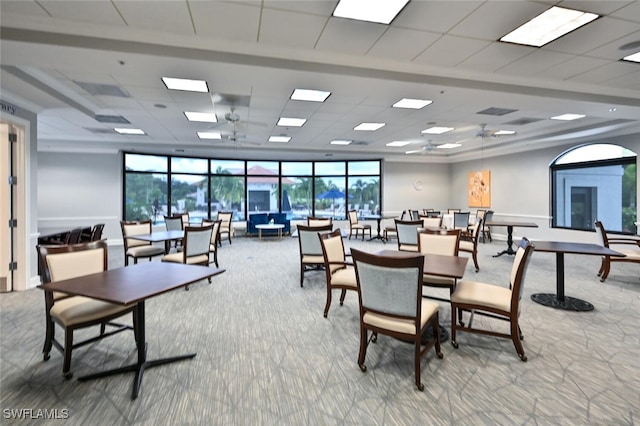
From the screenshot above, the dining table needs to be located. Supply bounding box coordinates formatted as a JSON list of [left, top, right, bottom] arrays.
[[39, 262, 225, 399], [529, 241, 625, 311], [128, 229, 184, 254], [485, 220, 539, 257], [361, 214, 393, 242]]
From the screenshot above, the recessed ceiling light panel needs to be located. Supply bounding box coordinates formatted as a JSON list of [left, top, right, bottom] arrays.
[[622, 51, 640, 63], [184, 112, 217, 123], [386, 141, 411, 147], [290, 89, 331, 102], [114, 128, 145, 135], [354, 122, 385, 131], [162, 77, 209, 92], [392, 98, 433, 109], [494, 130, 516, 135], [500, 6, 599, 47], [422, 126, 453, 134], [331, 140, 352, 145], [437, 143, 462, 149], [277, 117, 307, 127], [333, 0, 410, 24], [551, 113, 586, 121], [269, 136, 291, 143], [197, 131, 221, 140]]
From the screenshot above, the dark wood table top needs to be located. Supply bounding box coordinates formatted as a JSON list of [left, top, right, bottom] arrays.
[[127, 230, 184, 243], [376, 250, 468, 279], [39, 262, 225, 305], [485, 221, 538, 228], [532, 241, 625, 257]]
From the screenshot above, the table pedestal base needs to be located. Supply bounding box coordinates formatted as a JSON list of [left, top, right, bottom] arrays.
[[530, 293, 594, 312]]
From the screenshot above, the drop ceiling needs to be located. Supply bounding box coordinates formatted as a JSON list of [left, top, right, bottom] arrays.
[[1, 0, 639, 163]]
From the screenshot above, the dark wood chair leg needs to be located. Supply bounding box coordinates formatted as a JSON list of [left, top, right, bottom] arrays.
[[62, 329, 74, 379]]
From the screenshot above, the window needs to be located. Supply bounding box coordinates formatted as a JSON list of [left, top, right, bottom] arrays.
[[124, 154, 168, 224], [551, 144, 636, 233]]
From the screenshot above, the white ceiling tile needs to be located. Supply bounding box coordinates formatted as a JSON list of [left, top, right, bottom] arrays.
[[538, 56, 612, 80], [367, 27, 440, 61], [315, 17, 387, 55], [113, 1, 194, 35], [569, 60, 640, 84], [262, 0, 338, 16], [259, 9, 327, 49], [602, 70, 640, 90], [0, 0, 50, 17], [497, 50, 575, 77], [587, 30, 640, 60], [37, 1, 126, 26], [189, 2, 261, 43], [546, 17, 640, 55], [558, 0, 635, 16], [609, 1, 640, 21], [392, 1, 483, 34], [413, 35, 491, 66], [457, 42, 535, 72]]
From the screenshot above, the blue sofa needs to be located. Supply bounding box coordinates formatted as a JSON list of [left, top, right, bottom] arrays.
[[247, 213, 291, 236]]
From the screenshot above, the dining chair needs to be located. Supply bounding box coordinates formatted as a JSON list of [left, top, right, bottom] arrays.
[[481, 210, 494, 243], [37, 240, 136, 379], [459, 218, 482, 272], [64, 228, 84, 244], [348, 210, 371, 240], [120, 220, 165, 266], [383, 210, 406, 241], [594, 220, 640, 282], [161, 224, 215, 290], [410, 210, 420, 220], [425, 211, 441, 218], [177, 212, 190, 229], [307, 216, 333, 227], [394, 219, 423, 252], [418, 228, 461, 303], [201, 219, 222, 268], [420, 215, 442, 229], [217, 211, 233, 246], [448, 208, 461, 214], [450, 238, 534, 361], [297, 223, 334, 287], [165, 215, 184, 250], [453, 212, 471, 231], [89, 223, 105, 241], [351, 248, 443, 391], [319, 229, 357, 317]]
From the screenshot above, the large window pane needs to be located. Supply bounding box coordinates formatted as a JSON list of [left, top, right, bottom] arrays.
[[282, 177, 312, 220], [171, 174, 208, 223], [348, 176, 381, 215], [314, 177, 346, 220], [212, 159, 245, 174], [125, 172, 168, 223], [171, 157, 208, 174], [349, 161, 380, 175], [282, 161, 312, 176], [247, 176, 278, 214], [210, 175, 245, 221], [247, 161, 278, 175], [315, 162, 345, 175], [125, 154, 167, 172]]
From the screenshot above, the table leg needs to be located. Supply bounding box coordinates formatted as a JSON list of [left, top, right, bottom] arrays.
[[530, 253, 594, 311], [367, 219, 385, 242], [77, 301, 196, 399], [493, 226, 517, 257]]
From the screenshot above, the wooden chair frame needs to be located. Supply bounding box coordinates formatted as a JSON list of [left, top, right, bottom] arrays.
[[319, 229, 357, 317], [297, 224, 334, 287], [594, 220, 640, 282], [348, 210, 371, 240], [120, 220, 165, 266]]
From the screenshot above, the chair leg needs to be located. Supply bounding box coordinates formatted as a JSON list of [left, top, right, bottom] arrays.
[[450, 304, 459, 349], [433, 314, 443, 358], [358, 326, 368, 372], [100, 323, 106, 335], [472, 251, 479, 272], [339, 289, 347, 305], [324, 288, 332, 318], [62, 329, 74, 379], [511, 319, 527, 362], [414, 337, 423, 391], [600, 257, 611, 282], [43, 318, 54, 361], [300, 265, 304, 287]]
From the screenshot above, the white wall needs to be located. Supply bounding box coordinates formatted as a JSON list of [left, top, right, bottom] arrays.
[[382, 161, 450, 216]]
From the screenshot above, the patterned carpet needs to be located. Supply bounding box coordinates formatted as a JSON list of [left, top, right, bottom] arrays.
[[1, 232, 639, 425]]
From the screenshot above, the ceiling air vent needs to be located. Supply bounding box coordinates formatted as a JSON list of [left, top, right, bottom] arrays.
[[84, 127, 116, 134], [75, 81, 130, 97], [94, 114, 130, 124], [504, 118, 544, 126], [476, 107, 518, 116]]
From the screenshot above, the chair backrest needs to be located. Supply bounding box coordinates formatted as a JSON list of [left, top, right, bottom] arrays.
[[594, 220, 609, 247], [469, 218, 482, 241], [453, 212, 471, 229], [417, 228, 460, 256], [65, 228, 84, 244], [475, 209, 487, 221], [410, 210, 420, 220], [509, 238, 535, 308], [426, 210, 441, 218], [319, 229, 347, 274], [420, 216, 442, 229], [217, 212, 233, 232], [183, 225, 214, 259], [351, 248, 424, 319], [448, 208, 461, 214], [395, 219, 423, 250], [202, 219, 222, 246], [121, 220, 153, 249], [298, 224, 334, 257], [348, 210, 359, 225], [90, 223, 105, 241], [307, 217, 333, 227], [165, 215, 183, 231], [177, 212, 190, 228], [484, 210, 494, 223], [38, 240, 108, 284]]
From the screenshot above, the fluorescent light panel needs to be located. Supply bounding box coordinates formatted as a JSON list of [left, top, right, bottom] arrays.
[[622, 52, 640, 63], [333, 0, 410, 24], [277, 117, 307, 127], [392, 98, 433, 109], [162, 77, 209, 93], [551, 113, 585, 121], [331, 140, 352, 145], [437, 143, 462, 149], [386, 141, 411, 147], [354, 122, 385, 131], [422, 126, 453, 134], [197, 131, 221, 140], [494, 130, 516, 135], [269, 136, 291, 143], [184, 112, 217, 123], [290, 89, 331, 102], [114, 128, 145, 135], [500, 6, 599, 47]]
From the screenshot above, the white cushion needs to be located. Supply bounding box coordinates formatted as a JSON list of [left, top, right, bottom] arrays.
[[459, 240, 474, 251], [51, 296, 132, 327], [302, 255, 325, 264], [399, 244, 418, 252], [363, 299, 439, 335], [451, 280, 511, 313], [331, 267, 357, 288], [127, 245, 164, 258]]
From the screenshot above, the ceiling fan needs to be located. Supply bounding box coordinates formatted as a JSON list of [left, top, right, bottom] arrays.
[[405, 140, 440, 155]]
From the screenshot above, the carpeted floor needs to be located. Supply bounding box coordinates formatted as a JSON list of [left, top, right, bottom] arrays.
[[1, 232, 639, 425]]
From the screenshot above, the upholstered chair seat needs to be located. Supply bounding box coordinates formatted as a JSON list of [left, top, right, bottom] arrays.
[[363, 299, 439, 335]]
